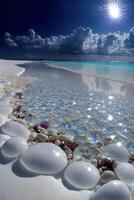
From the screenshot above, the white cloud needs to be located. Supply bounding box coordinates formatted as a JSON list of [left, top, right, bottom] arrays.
[[3, 26, 134, 55], [124, 27, 134, 52], [3, 32, 18, 47]]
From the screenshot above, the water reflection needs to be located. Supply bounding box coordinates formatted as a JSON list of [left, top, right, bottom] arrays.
[[81, 74, 134, 103], [20, 62, 134, 149]]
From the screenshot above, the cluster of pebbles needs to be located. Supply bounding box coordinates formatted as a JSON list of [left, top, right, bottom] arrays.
[[0, 89, 134, 200]]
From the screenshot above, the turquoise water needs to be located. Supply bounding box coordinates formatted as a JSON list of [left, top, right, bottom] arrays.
[[44, 61, 134, 83], [21, 61, 134, 154]]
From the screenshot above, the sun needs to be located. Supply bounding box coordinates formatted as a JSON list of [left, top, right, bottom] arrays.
[[104, 0, 124, 22], [108, 3, 121, 19]]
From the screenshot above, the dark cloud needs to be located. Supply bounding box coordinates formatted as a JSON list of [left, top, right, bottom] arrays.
[[59, 27, 92, 54], [2, 27, 134, 55]]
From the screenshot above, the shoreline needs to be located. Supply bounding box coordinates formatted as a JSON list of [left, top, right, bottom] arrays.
[[2, 54, 134, 62], [44, 62, 134, 85]]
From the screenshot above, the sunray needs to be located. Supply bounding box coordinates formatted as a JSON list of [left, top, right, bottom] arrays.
[[103, 0, 125, 23]]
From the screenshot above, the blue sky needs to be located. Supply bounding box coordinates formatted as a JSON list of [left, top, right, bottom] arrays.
[[1, 0, 134, 35], [1, 0, 134, 57]]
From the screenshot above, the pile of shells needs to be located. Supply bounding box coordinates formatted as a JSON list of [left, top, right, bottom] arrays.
[[27, 122, 79, 160]]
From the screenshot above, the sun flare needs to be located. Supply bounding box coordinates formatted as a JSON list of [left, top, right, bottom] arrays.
[[108, 3, 121, 19], [104, 0, 124, 22]]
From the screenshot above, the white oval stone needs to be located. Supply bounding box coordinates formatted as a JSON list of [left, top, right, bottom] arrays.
[[91, 180, 130, 200], [1, 137, 28, 158], [1, 120, 30, 138], [116, 162, 134, 186], [102, 143, 129, 162], [0, 134, 10, 147], [64, 161, 100, 190], [20, 143, 67, 174], [100, 170, 115, 183]]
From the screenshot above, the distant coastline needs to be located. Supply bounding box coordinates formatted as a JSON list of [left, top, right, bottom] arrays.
[[1, 55, 134, 62]]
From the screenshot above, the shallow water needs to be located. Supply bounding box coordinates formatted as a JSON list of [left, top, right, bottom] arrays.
[[45, 61, 134, 83], [20, 62, 134, 151]]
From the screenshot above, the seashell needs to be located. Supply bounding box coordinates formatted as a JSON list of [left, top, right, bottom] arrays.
[[20, 143, 67, 174], [35, 133, 48, 142], [116, 162, 134, 187], [102, 143, 129, 162], [64, 161, 100, 190], [91, 180, 130, 200], [1, 137, 28, 158], [54, 139, 61, 146], [39, 121, 50, 129], [91, 159, 98, 167]]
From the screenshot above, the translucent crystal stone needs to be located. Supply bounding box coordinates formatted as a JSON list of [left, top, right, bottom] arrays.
[[58, 122, 71, 131], [127, 140, 134, 153], [66, 129, 78, 140], [73, 145, 95, 161], [74, 133, 88, 144], [73, 145, 88, 160], [87, 132, 103, 144]]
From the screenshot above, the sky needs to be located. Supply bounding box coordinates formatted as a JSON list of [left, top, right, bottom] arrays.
[[1, 0, 134, 58]]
